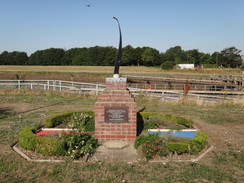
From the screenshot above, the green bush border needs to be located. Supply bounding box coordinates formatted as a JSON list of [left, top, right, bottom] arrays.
[[19, 110, 97, 157], [134, 131, 208, 160], [135, 112, 207, 160], [19, 127, 66, 156], [139, 112, 193, 129], [45, 110, 94, 131]]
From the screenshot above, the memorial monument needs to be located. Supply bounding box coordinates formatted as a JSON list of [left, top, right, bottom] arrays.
[[94, 17, 137, 142]]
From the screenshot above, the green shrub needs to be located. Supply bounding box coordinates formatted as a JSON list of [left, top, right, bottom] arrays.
[[19, 127, 66, 156], [161, 61, 176, 70], [139, 112, 193, 129], [35, 137, 66, 156], [45, 112, 74, 127], [143, 116, 159, 130], [69, 111, 94, 131], [45, 110, 95, 131], [19, 127, 37, 151], [134, 132, 208, 160], [134, 134, 152, 149], [62, 131, 98, 159], [136, 133, 161, 160], [189, 132, 207, 154], [202, 64, 219, 68], [168, 142, 188, 154]]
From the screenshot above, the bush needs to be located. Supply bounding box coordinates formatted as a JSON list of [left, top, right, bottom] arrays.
[[45, 110, 94, 131], [202, 64, 218, 68], [189, 132, 207, 154], [134, 132, 208, 160], [62, 131, 98, 159], [45, 112, 74, 127], [161, 61, 175, 70], [19, 111, 98, 158], [143, 116, 159, 129], [139, 112, 193, 129], [134, 133, 162, 160], [19, 127, 37, 151], [168, 142, 188, 154], [19, 127, 66, 156], [35, 137, 66, 156]]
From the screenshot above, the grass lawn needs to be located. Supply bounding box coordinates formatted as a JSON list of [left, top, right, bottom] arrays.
[[0, 92, 243, 182]]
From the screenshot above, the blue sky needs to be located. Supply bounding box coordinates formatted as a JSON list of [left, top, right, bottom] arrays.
[[0, 0, 243, 56]]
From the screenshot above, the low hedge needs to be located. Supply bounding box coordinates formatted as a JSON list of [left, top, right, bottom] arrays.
[[139, 112, 193, 129], [134, 131, 208, 160], [189, 132, 208, 154], [168, 142, 188, 154], [19, 127, 66, 156], [45, 110, 94, 131]]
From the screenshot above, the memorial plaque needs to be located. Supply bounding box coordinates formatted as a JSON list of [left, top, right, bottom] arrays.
[[105, 106, 128, 123]]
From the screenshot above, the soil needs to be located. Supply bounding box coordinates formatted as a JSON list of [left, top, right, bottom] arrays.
[[0, 72, 108, 84]]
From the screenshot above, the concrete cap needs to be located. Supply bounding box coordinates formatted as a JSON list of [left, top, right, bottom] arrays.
[[103, 140, 129, 150]]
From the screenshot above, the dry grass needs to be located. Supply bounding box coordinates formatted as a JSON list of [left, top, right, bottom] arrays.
[[0, 66, 160, 74], [0, 93, 243, 182], [0, 66, 242, 76]]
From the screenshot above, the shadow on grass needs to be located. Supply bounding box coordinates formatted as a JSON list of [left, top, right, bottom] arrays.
[[0, 107, 14, 119]]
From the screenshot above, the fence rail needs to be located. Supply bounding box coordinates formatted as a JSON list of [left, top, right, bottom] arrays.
[[0, 80, 240, 103]]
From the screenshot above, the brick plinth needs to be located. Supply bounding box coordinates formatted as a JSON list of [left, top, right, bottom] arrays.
[[94, 77, 137, 142]]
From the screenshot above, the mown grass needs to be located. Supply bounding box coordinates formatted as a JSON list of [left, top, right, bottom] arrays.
[[0, 93, 243, 182]]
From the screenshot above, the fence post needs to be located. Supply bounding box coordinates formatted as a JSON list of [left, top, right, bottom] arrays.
[[18, 80, 21, 89], [31, 84, 33, 90], [96, 84, 98, 95], [161, 91, 165, 102], [53, 80, 56, 91], [47, 80, 50, 90], [59, 81, 62, 91]]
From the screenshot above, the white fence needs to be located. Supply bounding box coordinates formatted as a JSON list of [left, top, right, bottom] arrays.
[[0, 80, 238, 103], [0, 80, 106, 95]]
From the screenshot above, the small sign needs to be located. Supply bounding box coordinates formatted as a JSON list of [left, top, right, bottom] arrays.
[[105, 106, 128, 123]]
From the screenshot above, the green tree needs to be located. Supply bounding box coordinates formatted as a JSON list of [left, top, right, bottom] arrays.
[[62, 48, 82, 65], [42, 48, 65, 65], [28, 48, 65, 65], [103, 47, 117, 66], [0, 51, 9, 65], [0, 51, 28, 65], [164, 46, 183, 63], [219, 47, 242, 68], [141, 47, 161, 66], [27, 50, 43, 65]]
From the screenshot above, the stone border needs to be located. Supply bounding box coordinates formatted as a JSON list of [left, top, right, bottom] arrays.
[[12, 142, 215, 163]]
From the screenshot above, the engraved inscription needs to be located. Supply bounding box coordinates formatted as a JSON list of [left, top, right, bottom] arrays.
[[105, 106, 128, 123]]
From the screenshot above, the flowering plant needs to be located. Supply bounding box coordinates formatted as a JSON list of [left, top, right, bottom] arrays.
[[62, 113, 98, 159], [63, 131, 98, 159], [142, 135, 164, 160]]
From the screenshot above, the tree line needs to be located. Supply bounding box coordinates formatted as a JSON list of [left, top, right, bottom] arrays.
[[0, 45, 242, 69]]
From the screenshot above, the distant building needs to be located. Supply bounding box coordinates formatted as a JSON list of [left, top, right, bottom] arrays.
[[177, 64, 195, 69]]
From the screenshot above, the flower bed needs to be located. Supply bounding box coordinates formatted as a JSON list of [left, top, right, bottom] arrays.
[[135, 112, 207, 160], [18, 110, 98, 159]]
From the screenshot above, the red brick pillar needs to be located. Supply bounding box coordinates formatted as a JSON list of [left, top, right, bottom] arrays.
[[94, 77, 137, 142]]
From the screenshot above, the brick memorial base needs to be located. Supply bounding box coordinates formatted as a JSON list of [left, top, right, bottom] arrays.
[[94, 77, 137, 142]]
